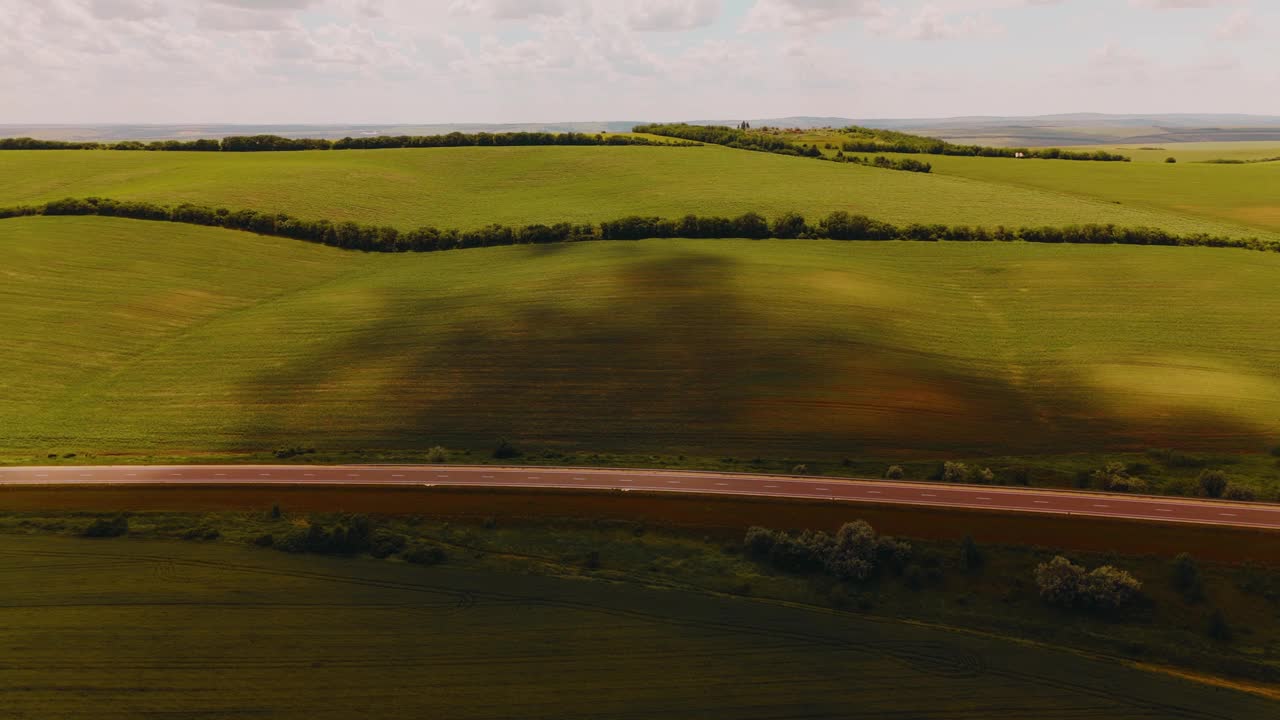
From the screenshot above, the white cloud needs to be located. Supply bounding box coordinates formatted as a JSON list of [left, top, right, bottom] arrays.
[[1130, 0, 1243, 9], [88, 0, 165, 20], [626, 0, 721, 32], [447, 0, 570, 20], [898, 4, 1004, 40], [742, 0, 886, 33], [1214, 8, 1253, 39]]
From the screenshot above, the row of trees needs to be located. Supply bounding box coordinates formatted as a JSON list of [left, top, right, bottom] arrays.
[[7, 198, 1275, 255], [0, 132, 697, 153], [838, 126, 1131, 162], [633, 123, 932, 173]]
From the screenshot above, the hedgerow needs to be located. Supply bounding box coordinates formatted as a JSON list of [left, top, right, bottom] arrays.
[[4, 197, 1276, 255]]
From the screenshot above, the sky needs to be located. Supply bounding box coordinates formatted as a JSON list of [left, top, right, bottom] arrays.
[[1, 0, 1276, 124]]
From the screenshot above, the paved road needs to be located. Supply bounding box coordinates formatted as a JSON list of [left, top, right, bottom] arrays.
[[1, 464, 1278, 529]]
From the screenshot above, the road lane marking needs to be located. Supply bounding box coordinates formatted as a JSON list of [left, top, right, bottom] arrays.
[[392, 474, 404, 478], [976, 497, 991, 501], [1220, 513, 1237, 517], [482, 475, 494, 479], [1155, 508, 1172, 513], [922, 493, 937, 497], [347, 474, 359, 477], [867, 490, 881, 494], [436, 474, 449, 478], [573, 477, 587, 481], [36, 474, 48, 477], [259, 473, 271, 477], [620, 479, 632, 482], [79, 474, 92, 477], [667, 480, 681, 484], [527, 476, 541, 479], [764, 485, 778, 489], [716, 483, 729, 486], [1034, 500, 1050, 504], [814, 487, 829, 491], [171, 473, 183, 477], [1093, 504, 1109, 508], [303, 473, 314, 477]]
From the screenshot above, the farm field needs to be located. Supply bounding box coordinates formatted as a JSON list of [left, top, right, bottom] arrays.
[[0, 145, 1272, 239], [916, 153, 1280, 234], [0, 533, 1273, 719], [5, 215, 1280, 482]]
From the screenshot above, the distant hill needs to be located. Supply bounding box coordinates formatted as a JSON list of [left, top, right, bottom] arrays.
[[6, 113, 1280, 145]]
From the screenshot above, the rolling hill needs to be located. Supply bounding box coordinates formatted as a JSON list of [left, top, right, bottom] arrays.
[[4, 215, 1280, 465]]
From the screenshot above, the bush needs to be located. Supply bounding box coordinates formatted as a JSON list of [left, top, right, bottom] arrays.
[[1223, 484, 1255, 501], [744, 520, 909, 581], [1171, 553, 1203, 602], [1092, 462, 1147, 493], [769, 211, 808, 239], [1035, 555, 1142, 611], [253, 533, 275, 547], [81, 515, 129, 538], [791, 464, 811, 475], [492, 438, 521, 459], [1198, 469, 1229, 498], [404, 545, 447, 565], [426, 445, 449, 463], [967, 466, 995, 484], [1165, 157, 1177, 164], [884, 465, 905, 480], [370, 529, 408, 558], [942, 461, 968, 483]]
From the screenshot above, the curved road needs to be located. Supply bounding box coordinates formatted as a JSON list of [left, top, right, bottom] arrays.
[[1, 464, 1278, 530]]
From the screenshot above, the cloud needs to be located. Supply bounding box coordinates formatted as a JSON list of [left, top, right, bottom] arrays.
[[626, 0, 721, 32], [447, 0, 570, 20], [1130, 0, 1243, 9], [742, 0, 886, 32], [1214, 8, 1253, 39], [898, 4, 1004, 40], [88, 0, 165, 20]]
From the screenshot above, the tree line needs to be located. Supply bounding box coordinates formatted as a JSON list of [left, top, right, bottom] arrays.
[[3, 197, 1274, 255], [632, 123, 932, 173], [0, 132, 699, 152], [838, 125, 1130, 161]]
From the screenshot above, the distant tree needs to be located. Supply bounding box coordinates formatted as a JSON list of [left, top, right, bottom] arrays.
[[1165, 157, 1177, 164], [884, 465, 905, 480], [942, 461, 969, 483], [426, 446, 449, 463], [770, 211, 808, 239], [1223, 485, 1256, 501]]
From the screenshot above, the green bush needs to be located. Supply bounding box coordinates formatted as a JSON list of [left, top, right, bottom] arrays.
[[1198, 469, 1229, 498], [1171, 553, 1203, 602], [404, 545, 447, 565], [81, 515, 129, 538], [426, 445, 449, 463], [884, 465, 905, 480], [1034, 555, 1142, 611], [493, 439, 521, 459]]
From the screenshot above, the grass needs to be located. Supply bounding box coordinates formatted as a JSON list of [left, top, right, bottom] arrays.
[[5, 216, 1280, 492], [0, 521, 1276, 717], [0, 145, 1272, 239]]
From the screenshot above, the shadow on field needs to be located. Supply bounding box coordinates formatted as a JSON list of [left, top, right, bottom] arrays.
[[230, 246, 1268, 457]]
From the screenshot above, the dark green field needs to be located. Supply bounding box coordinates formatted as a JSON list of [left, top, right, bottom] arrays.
[[0, 533, 1273, 719]]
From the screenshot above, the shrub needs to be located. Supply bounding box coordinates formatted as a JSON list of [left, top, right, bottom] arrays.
[[967, 466, 995, 484], [744, 526, 778, 557], [81, 515, 129, 538], [404, 545, 447, 565], [182, 526, 220, 541], [1198, 469, 1228, 498], [1035, 555, 1142, 611], [270, 504, 282, 519], [884, 465, 905, 480], [253, 533, 275, 547], [426, 445, 449, 463], [492, 438, 521, 459], [743, 520, 909, 581], [1171, 553, 1203, 602], [769, 211, 808, 239], [791, 464, 811, 475], [1223, 484, 1256, 501], [1165, 157, 1177, 164], [370, 529, 407, 558], [942, 461, 968, 483], [1092, 462, 1146, 492]]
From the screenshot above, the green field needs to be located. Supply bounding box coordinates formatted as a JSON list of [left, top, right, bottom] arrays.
[[5, 216, 1280, 476], [0, 533, 1273, 719], [0, 145, 1273, 239]]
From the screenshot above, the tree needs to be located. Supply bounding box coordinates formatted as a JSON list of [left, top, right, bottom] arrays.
[[960, 535, 984, 570], [942, 461, 968, 483], [884, 465, 905, 480], [1035, 555, 1141, 610], [1165, 157, 1177, 164], [770, 212, 807, 239], [1082, 565, 1142, 610], [1198, 469, 1228, 498]]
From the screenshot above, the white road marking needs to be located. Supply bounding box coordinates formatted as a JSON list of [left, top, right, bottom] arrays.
[[1034, 500, 1050, 505], [764, 485, 778, 489], [922, 493, 938, 497], [436, 474, 449, 478], [303, 473, 314, 477], [976, 496, 992, 501], [347, 474, 359, 477], [36, 474, 48, 477], [259, 474, 271, 477], [215, 473, 226, 476], [667, 480, 681, 484], [573, 477, 586, 481], [814, 487, 829, 491], [126, 473, 136, 477], [482, 475, 494, 479], [1220, 513, 1237, 517], [171, 473, 183, 477], [1093, 504, 1109, 508], [79, 474, 92, 477], [527, 476, 540, 479], [867, 490, 881, 494], [392, 474, 404, 478], [716, 483, 730, 486], [1155, 508, 1172, 513], [619, 479, 632, 482]]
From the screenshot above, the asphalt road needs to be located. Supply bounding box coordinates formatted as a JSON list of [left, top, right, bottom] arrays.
[[1, 464, 1278, 530]]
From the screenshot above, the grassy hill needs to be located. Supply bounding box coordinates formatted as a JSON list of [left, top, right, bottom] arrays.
[[5, 215, 1280, 467], [1, 145, 1272, 239]]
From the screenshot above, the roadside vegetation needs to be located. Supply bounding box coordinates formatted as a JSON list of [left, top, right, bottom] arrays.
[[0, 507, 1276, 697], [0, 131, 698, 151]]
